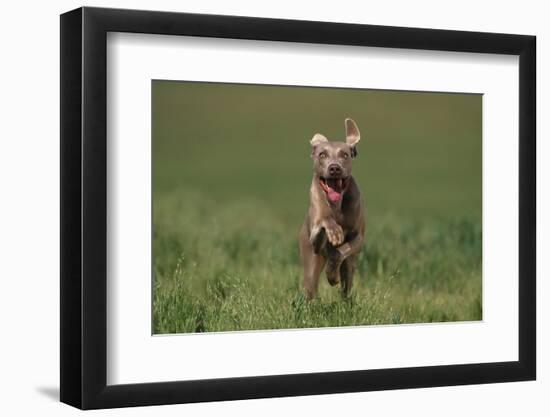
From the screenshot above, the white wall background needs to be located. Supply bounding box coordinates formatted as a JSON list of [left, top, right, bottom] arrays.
[[0, 0, 546, 415]]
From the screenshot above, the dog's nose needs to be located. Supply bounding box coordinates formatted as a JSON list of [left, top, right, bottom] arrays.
[[328, 164, 342, 176]]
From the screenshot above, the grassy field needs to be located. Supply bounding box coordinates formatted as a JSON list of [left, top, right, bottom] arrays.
[[152, 81, 482, 334]]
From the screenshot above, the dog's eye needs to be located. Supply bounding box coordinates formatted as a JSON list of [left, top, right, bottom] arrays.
[[343, 153, 349, 159], [319, 152, 327, 159]]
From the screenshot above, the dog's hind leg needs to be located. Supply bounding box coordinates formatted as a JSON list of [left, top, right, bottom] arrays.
[[339, 255, 356, 298], [300, 225, 326, 300], [303, 252, 326, 300]]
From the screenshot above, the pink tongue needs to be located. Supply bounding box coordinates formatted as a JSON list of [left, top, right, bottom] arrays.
[[327, 187, 342, 202]]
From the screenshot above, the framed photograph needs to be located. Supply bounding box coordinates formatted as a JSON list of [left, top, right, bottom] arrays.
[[60, 6, 536, 409]]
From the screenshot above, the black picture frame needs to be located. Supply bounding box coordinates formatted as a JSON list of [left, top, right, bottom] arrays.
[[60, 6, 536, 410]]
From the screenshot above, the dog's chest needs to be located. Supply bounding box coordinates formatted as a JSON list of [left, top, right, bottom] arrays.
[[331, 199, 360, 232], [332, 209, 346, 227]]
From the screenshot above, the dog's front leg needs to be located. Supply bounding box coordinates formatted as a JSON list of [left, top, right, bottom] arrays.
[[325, 231, 363, 287], [310, 219, 344, 254], [321, 218, 344, 246]]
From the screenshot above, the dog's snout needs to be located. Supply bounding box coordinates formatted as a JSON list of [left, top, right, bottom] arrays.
[[328, 164, 342, 176]]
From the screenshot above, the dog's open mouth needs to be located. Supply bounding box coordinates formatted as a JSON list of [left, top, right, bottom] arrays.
[[319, 177, 349, 203]]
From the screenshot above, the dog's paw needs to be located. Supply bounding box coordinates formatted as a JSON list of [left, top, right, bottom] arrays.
[[336, 242, 352, 258], [325, 222, 344, 247]]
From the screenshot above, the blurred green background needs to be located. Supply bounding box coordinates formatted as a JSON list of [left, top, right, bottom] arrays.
[[152, 81, 482, 334]]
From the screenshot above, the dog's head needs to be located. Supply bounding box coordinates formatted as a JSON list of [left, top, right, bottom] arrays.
[[310, 118, 361, 203]]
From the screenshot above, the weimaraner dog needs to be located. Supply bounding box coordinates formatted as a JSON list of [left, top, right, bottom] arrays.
[[299, 118, 365, 299]]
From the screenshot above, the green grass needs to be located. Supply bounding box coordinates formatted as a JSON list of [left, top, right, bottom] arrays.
[[152, 81, 482, 334]]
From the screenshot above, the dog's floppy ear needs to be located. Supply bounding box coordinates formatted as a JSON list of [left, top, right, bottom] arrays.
[[345, 118, 360, 147], [310, 133, 328, 147], [310, 133, 328, 157]]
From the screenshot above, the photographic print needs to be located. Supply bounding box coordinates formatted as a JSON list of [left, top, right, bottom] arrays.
[[152, 81, 482, 334], [60, 8, 536, 407]]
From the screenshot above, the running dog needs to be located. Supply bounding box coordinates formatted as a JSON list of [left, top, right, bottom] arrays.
[[299, 118, 365, 299]]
